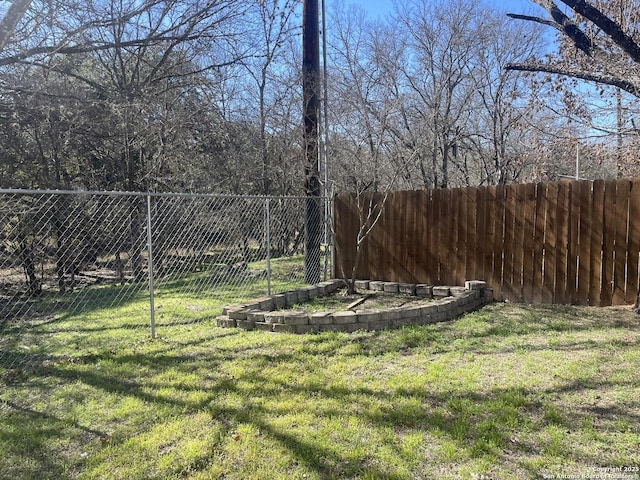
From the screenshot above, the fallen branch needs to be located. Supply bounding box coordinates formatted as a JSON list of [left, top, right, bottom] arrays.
[[346, 294, 371, 311]]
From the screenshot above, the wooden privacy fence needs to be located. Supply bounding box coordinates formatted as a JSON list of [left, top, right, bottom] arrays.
[[334, 178, 640, 306]]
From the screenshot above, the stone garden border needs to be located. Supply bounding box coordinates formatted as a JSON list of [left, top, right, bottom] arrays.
[[216, 280, 493, 334]]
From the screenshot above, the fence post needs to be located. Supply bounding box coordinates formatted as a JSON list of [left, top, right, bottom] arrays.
[[265, 198, 271, 296], [326, 195, 333, 279], [146, 194, 156, 339]]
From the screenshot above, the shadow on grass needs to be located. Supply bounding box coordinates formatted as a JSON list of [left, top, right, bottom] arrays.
[[0, 285, 148, 333], [0, 397, 109, 480], [0, 276, 289, 373], [1, 398, 105, 437], [292, 303, 640, 359], [0, 272, 292, 335], [2, 303, 639, 479]]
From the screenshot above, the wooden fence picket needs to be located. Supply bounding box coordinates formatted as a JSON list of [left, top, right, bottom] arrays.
[[626, 180, 640, 304], [613, 181, 630, 305], [567, 181, 580, 304], [577, 181, 592, 305], [554, 181, 570, 304], [333, 178, 640, 306]]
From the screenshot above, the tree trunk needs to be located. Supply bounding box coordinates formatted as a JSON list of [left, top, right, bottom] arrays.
[[129, 198, 145, 282], [20, 242, 41, 296], [0, 0, 32, 53]]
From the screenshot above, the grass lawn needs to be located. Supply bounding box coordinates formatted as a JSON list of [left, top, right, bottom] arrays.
[[1, 295, 639, 479]]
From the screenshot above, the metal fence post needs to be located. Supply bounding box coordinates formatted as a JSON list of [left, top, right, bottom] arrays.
[[326, 195, 333, 280], [265, 197, 271, 296], [322, 195, 328, 281], [146, 194, 156, 339]]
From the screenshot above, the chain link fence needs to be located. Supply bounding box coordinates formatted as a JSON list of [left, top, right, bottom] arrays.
[[0, 189, 331, 370]]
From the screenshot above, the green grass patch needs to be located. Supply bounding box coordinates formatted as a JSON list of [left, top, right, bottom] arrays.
[[1, 299, 639, 479]]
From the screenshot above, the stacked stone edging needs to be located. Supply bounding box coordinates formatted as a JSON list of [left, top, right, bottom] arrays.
[[216, 279, 493, 334]]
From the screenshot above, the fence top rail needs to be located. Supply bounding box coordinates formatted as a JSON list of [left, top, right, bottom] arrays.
[[0, 188, 326, 201], [333, 177, 640, 200]]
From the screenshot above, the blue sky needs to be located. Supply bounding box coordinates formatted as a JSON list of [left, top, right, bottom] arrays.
[[335, 0, 542, 18]]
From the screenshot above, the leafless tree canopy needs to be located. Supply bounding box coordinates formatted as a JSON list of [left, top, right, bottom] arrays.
[[0, 0, 637, 194], [507, 0, 640, 97]]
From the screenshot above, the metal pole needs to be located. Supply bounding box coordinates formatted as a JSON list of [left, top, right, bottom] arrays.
[[146, 195, 156, 339], [576, 143, 580, 180], [321, 0, 330, 281], [265, 198, 271, 296], [330, 194, 335, 278], [303, 0, 322, 284]]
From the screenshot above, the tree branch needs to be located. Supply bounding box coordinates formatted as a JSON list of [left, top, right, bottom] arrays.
[[559, 0, 640, 63], [510, 0, 594, 56], [0, 0, 32, 52], [0, 34, 205, 68], [0, 0, 237, 68], [506, 13, 564, 32], [506, 62, 640, 96]]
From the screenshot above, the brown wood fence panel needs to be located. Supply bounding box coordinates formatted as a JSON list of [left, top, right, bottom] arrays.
[[405, 190, 418, 282], [390, 192, 406, 281], [469, 188, 478, 280], [334, 193, 356, 280], [442, 188, 454, 285], [554, 182, 570, 304], [513, 184, 527, 302], [566, 181, 580, 304], [627, 180, 640, 303], [483, 186, 502, 296], [601, 180, 617, 306], [468, 187, 478, 282], [532, 183, 547, 304], [589, 180, 605, 305], [502, 185, 516, 300], [443, 187, 453, 284], [455, 187, 466, 285], [577, 181, 592, 305], [382, 192, 395, 281], [491, 185, 506, 300], [522, 183, 537, 302], [542, 183, 558, 304], [613, 181, 630, 305], [334, 178, 640, 306], [475, 186, 487, 281], [429, 189, 440, 284], [447, 189, 456, 284], [368, 192, 385, 280]]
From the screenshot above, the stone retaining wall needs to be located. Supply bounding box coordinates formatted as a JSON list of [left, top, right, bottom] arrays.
[[216, 280, 493, 334]]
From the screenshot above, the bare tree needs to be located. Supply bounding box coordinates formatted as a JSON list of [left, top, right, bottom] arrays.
[[470, 12, 546, 184], [327, 0, 568, 190], [237, 0, 299, 196], [507, 0, 640, 97], [392, 0, 485, 188], [508, 0, 640, 311], [328, 3, 402, 191], [0, 0, 32, 52]]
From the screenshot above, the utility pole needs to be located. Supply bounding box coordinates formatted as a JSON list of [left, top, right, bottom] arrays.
[[303, 0, 321, 283], [0, 0, 32, 53], [320, 0, 330, 280]]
